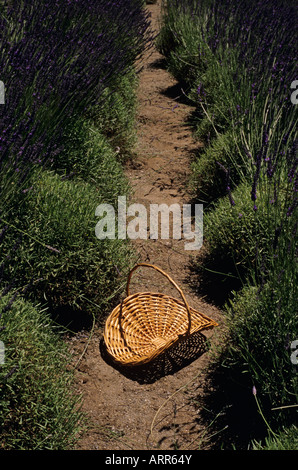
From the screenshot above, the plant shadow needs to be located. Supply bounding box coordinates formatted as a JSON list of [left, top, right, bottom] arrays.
[[148, 56, 168, 70], [192, 358, 269, 449], [186, 252, 244, 309], [160, 81, 194, 107], [100, 330, 209, 384], [49, 303, 95, 333]]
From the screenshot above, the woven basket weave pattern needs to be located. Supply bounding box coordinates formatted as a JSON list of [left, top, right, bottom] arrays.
[[103, 264, 218, 366]]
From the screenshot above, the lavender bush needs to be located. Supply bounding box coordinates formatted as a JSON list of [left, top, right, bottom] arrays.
[[0, 0, 151, 175], [0, 0, 152, 449], [159, 0, 297, 439], [0, 0, 151, 307], [0, 294, 83, 449]]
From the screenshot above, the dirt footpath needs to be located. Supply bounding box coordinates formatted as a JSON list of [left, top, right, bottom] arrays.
[[72, 1, 222, 451]]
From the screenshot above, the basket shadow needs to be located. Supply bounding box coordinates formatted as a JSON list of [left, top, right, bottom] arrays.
[[99, 331, 209, 385]]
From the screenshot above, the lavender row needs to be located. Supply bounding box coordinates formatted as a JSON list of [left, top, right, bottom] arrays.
[[0, 0, 152, 309], [0, 0, 152, 177]]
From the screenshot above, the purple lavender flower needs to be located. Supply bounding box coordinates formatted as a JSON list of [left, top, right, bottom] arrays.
[[0, 0, 153, 313]]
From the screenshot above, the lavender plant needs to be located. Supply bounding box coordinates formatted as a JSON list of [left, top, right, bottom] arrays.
[[159, 0, 298, 434], [0, 0, 152, 306], [0, 0, 152, 449], [0, 293, 83, 449], [0, 0, 151, 175]]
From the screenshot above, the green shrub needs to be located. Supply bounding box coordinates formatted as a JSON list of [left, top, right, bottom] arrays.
[[94, 70, 139, 157], [203, 182, 271, 273], [1, 169, 132, 318], [0, 0, 147, 451], [225, 280, 297, 423], [252, 425, 298, 450], [50, 72, 139, 179], [205, 179, 297, 425], [50, 119, 130, 191], [157, 0, 210, 83], [0, 294, 83, 449], [159, 0, 298, 440], [191, 131, 238, 203]]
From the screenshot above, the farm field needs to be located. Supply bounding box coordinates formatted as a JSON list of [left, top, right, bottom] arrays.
[[0, 0, 297, 452]]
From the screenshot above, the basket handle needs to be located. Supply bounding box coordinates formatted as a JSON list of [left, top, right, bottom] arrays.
[[126, 263, 192, 335]]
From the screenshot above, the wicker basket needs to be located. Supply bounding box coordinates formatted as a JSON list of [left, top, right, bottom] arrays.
[[103, 263, 218, 366]]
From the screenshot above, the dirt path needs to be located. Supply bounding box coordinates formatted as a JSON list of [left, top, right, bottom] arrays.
[[72, 1, 222, 451]]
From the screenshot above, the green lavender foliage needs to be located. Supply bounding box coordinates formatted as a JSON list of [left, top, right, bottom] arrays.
[[158, 0, 298, 435], [0, 294, 83, 449]]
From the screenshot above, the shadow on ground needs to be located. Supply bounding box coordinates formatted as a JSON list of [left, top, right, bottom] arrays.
[[149, 57, 195, 105], [191, 358, 270, 449], [100, 331, 209, 384], [160, 81, 194, 107], [186, 252, 244, 308]]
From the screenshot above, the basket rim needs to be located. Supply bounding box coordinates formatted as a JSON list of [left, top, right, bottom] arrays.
[[105, 290, 219, 326]]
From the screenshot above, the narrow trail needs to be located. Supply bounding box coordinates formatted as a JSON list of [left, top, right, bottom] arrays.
[[73, 1, 222, 451]]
